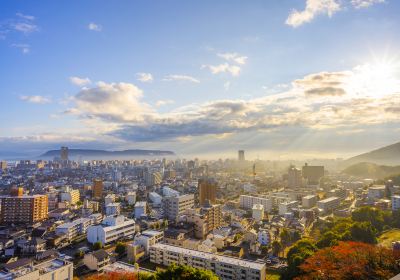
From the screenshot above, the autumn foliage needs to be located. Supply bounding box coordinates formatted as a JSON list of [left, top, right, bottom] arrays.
[[296, 241, 400, 280], [85, 271, 138, 280]]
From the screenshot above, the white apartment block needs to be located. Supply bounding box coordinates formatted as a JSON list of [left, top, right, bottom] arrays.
[[0, 258, 73, 280], [60, 189, 80, 205], [150, 243, 266, 280], [87, 215, 135, 244], [278, 201, 299, 215], [392, 195, 400, 211], [317, 197, 341, 213], [163, 194, 194, 221], [302, 195, 318, 208], [368, 185, 386, 200], [133, 230, 164, 255], [105, 203, 121, 216], [104, 194, 116, 205], [55, 217, 92, 241], [125, 192, 136, 205], [252, 204, 264, 222], [239, 195, 273, 212]]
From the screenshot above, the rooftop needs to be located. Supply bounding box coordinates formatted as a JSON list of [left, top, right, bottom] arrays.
[[151, 243, 266, 270]]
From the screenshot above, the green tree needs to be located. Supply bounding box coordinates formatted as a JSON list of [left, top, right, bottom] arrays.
[[145, 263, 219, 280], [271, 240, 282, 257], [283, 239, 317, 280], [115, 242, 126, 256], [316, 231, 340, 248], [93, 241, 103, 250], [280, 228, 291, 246], [352, 206, 384, 231], [349, 221, 377, 244]]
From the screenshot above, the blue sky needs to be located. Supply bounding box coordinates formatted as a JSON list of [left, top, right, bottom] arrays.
[[1, 0, 400, 159]]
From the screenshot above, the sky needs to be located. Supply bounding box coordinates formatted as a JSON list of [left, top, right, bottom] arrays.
[[1, 0, 400, 159]]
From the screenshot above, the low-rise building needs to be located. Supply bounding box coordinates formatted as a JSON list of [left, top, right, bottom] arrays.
[[302, 195, 318, 208], [239, 195, 273, 212], [105, 203, 121, 216], [252, 204, 264, 222], [392, 195, 400, 211], [317, 197, 341, 213], [134, 201, 147, 218], [150, 243, 266, 280], [55, 217, 92, 241], [84, 249, 111, 271], [87, 215, 135, 244]]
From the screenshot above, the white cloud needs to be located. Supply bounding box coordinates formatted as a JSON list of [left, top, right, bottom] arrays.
[[224, 81, 231, 91], [16, 13, 35, 21], [162, 75, 200, 83], [72, 82, 153, 122], [136, 72, 154, 83], [11, 43, 30, 54], [20, 95, 51, 104], [286, 0, 341, 27], [202, 63, 241, 77], [88, 22, 102, 32], [70, 76, 92, 87], [351, 0, 384, 8], [217, 52, 248, 65], [156, 99, 175, 107]]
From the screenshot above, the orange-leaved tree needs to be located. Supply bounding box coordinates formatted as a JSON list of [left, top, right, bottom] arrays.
[[296, 241, 399, 280]]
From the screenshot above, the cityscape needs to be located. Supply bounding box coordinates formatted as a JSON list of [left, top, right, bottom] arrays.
[[1, 1, 400, 280]]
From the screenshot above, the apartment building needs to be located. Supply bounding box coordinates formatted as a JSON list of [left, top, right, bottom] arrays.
[[239, 195, 273, 212], [133, 230, 164, 255], [0, 194, 48, 224], [302, 195, 318, 208], [317, 197, 341, 213], [87, 215, 135, 244], [183, 203, 223, 239], [0, 258, 73, 280], [55, 217, 92, 241], [163, 194, 194, 221], [150, 243, 266, 280], [60, 189, 80, 205]]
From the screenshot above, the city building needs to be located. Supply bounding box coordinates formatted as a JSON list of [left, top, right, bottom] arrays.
[[183, 203, 223, 239], [198, 178, 217, 205], [134, 201, 147, 218], [0, 194, 48, 224], [60, 146, 69, 161], [317, 197, 341, 213], [144, 171, 162, 187], [149, 192, 162, 205], [0, 258, 73, 280], [105, 203, 121, 216], [368, 185, 386, 200], [87, 215, 135, 244], [104, 194, 116, 205], [163, 194, 195, 221], [133, 230, 164, 255], [288, 166, 302, 188], [0, 161, 7, 170], [252, 204, 264, 222], [258, 229, 270, 246], [278, 201, 299, 215], [302, 163, 324, 185], [125, 192, 136, 205], [238, 150, 245, 161], [150, 243, 266, 280], [240, 195, 273, 212], [60, 188, 80, 205], [93, 179, 103, 199], [84, 249, 111, 271], [392, 195, 400, 211], [55, 217, 92, 241], [302, 195, 318, 208]]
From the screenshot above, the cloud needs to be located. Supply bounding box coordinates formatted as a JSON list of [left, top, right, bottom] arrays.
[[69, 76, 92, 87], [88, 22, 102, 31], [20, 95, 51, 104], [71, 81, 153, 122], [11, 43, 30, 54], [202, 63, 241, 76], [351, 0, 385, 8], [224, 81, 231, 91], [203, 52, 247, 77], [305, 87, 346, 96], [16, 13, 35, 21], [162, 75, 200, 83], [136, 72, 154, 83], [156, 100, 175, 107], [286, 0, 341, 27], [217, 52, 248, 65]]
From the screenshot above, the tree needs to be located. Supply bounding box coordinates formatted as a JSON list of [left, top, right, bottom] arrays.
[[93, 241, 103, 250], [280, 228, 291, 246], [152, 263, 219, 280], [352, 206, 384, 232], [349, 221, 377, 244], [283, 239, 317, 280], [115, 242, 126, 256], [297, 241, 399, 280], [74, 250, 84, 259], [86, 272, 138, 280], [316, 231, 340, 249], [271, 240, 282, 257]]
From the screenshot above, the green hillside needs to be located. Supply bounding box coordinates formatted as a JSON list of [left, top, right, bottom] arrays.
[[342, 162, 400, 179]]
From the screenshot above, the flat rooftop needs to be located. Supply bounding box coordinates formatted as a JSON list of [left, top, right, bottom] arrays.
[[151, 243, 266, 270]]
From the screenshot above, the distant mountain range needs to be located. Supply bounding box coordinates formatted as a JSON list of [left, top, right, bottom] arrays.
[[345, 141, 400, 166], [342, 162, 400, 179], [40, 148, 175, 159]]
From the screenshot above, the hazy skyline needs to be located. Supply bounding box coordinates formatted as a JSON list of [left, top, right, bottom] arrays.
[[1, 0, 400, 159]]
